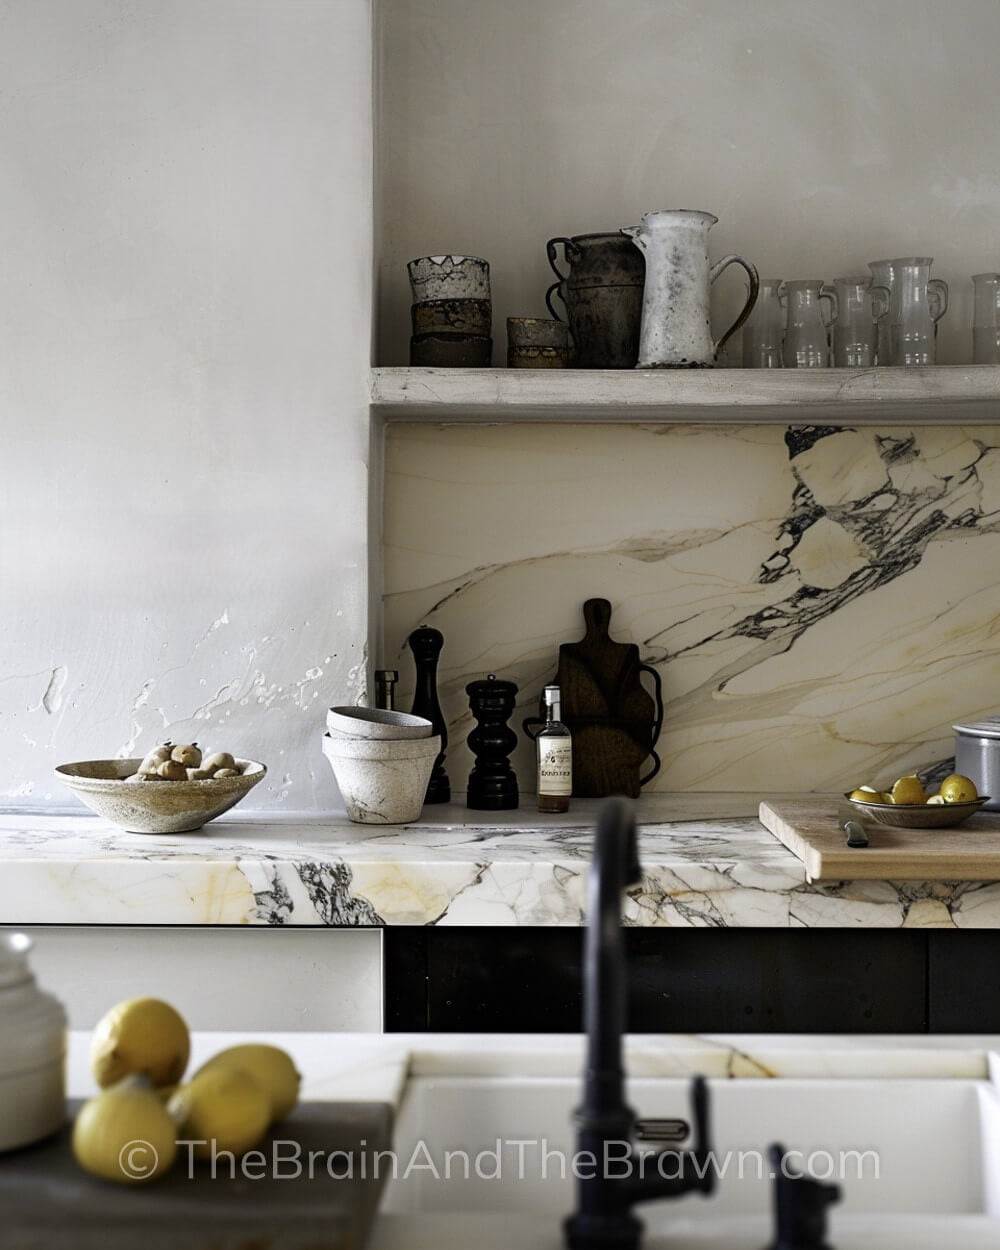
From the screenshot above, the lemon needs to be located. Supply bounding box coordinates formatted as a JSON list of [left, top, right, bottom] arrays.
[[890, 775, 927, 805], [195, 1043, 301, 1123], [168, 1066, 270, 1160], [940, 774, 978, 803], [72, 1076, 178, 1184], [849, 788, 879, 802], [926, 794, 946, 805], [91, 998, 190, 1089]]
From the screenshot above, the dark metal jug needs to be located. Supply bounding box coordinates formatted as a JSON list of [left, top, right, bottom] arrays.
[[545, 232, 645, 368]]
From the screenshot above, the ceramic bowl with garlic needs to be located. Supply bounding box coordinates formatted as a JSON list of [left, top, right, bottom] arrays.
[[55, 743, 266, 834]]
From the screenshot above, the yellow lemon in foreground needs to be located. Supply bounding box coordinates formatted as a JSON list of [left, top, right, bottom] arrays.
[[91, 998, 190, 1089], [168, 1066, 270, 1160], [195, 1043, 301, 1123], [72, 1077, 178, 1184], [940, 774, 978, 803], [890, 775, 927, 805]]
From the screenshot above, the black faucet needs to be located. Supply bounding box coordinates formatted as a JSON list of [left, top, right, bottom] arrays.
[[564, 796, 715, 1250], [767, 1143, 841, 1250]]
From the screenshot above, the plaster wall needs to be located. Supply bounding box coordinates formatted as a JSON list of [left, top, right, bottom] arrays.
[[1, 0, 372, 809]]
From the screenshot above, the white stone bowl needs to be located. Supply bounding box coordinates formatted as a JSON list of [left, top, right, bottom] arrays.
[[54, 758, 266, 834], [326, 706, 433, 740], [322, 733, 440, 824]]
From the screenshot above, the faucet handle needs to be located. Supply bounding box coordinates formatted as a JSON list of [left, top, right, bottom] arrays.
[[766, 1142, 841, 1250]]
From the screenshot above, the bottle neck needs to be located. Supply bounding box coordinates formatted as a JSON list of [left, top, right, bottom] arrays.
[[543, 687, 562, 723]]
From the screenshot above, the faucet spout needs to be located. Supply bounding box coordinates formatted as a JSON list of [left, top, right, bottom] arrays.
[[565, 797, 714, 1250], [583, 796, 640, 1124]]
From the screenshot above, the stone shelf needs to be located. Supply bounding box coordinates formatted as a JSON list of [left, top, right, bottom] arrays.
[[370, 365, 1000, 425]]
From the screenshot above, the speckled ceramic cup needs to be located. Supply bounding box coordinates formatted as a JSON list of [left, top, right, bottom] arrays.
[[410, 333, 492, 367], [407, 255, 490, 302], [412, 299, 492, 337], [321, 733, 439, 824], [326, 706, 433, 740]]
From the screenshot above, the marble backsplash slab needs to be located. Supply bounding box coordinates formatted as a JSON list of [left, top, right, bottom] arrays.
[[383, 422, 1000, 795]]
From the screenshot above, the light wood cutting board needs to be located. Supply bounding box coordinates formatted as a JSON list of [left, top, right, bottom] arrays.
[[759, 795, 1000, 881]]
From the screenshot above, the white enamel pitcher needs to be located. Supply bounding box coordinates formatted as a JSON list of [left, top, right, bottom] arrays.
[[622, 210, 759, 367]]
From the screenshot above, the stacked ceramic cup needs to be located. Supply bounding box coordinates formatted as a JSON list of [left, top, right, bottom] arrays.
[[322, 706, 439, 824], [408, 254, 492, 366]]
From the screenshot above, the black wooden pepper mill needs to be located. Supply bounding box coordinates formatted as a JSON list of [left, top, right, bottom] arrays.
[[465, 673, 519, 810], [408, 625, 450, 804]]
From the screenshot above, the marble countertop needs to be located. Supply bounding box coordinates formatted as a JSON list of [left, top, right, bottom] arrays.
[[63, 1031, 1000, 1105], [3, 793, 1000, 928]]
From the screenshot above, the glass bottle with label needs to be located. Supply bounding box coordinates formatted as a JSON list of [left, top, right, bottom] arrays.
[[537, 684, 573, 813]]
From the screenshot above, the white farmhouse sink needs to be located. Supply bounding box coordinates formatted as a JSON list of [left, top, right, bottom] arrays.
[[371, 1062, 1000, 1250]]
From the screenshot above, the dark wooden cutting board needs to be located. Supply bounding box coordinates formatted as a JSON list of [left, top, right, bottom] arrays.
[[555, 598, 662, 798], [0, 1100, 392, 1250]]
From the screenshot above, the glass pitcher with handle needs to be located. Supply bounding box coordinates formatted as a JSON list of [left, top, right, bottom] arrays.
[[869, 257, 947, 366], [742, 277, 784, 367], [821, 276, 877, 368], [780, 279, 834, 367], [972, 273, 1000, 364]]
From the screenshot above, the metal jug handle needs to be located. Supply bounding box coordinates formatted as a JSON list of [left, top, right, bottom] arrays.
[[546, 236, 574, 282], [929, 278, 949, 324], [637, 661, 664, 788], [545, 237, 575, 322], [708, 256, 760, 358], [545, 279, 567, 322]]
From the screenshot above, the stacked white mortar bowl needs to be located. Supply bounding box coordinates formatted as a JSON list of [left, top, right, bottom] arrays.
[[322, 707, 439, 824]]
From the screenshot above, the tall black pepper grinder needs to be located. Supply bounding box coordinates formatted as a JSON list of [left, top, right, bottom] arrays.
[[408, 625, 450, 804], [465, 674, 519, 810]]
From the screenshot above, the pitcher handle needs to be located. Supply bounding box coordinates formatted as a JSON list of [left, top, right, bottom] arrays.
[[636, 660, 663, 788], [545, 237, 574, 322], [545, 279, 567, 322], [929, 278, 949, 324], [546, 237, 572, 283], [819, 283, 839, 328], [870, 283, 891, 326], [708, 255, 760, 358]]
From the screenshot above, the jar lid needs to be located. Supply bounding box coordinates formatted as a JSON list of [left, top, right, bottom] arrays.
[[0, 936, 66, 1074], [953, 718, 1000, 739], [0, 932, 33, 990]]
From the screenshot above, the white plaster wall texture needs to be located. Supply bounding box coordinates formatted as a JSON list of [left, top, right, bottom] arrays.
[[0, 0, 372, 809], [378, 0, 1000, 366]]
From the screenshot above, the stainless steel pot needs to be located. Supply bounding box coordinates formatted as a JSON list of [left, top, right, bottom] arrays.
[[953, 718, 1000, 810]]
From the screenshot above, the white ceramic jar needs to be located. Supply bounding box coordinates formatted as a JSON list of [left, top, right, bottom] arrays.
[[0, 933, 67, 1152]]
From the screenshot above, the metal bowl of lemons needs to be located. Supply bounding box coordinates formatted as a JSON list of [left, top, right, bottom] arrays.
[[845, 773, 990, 828]]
